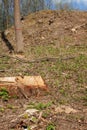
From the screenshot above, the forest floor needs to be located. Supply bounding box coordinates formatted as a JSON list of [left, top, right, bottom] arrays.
[[0, 10, 87, 130]]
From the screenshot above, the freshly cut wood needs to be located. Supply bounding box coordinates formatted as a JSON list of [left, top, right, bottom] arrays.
[[0, 76, 46, 87], [0, 77, 16, 83], [16, 76, 45, 86], [0, 76, 48, 97]]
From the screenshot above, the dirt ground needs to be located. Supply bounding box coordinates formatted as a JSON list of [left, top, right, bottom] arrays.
[[0, 10, 87, 130]]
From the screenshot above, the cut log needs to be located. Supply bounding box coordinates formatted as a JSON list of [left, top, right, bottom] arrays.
[[0, 76, 48, 97]]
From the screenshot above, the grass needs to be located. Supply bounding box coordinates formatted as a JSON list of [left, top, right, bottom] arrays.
[[6, 104, 16, 109], [0, 11, 87, 130], [42, 111, 50, 118], [0, 41, 87, 106], [27, 102, 52, 110], [0, 88, 9, 101], [22, 44, 87, 105], [0, 107, 4, 112], [66, 114, 85, 122], [46, 124, 55, 130], [81, 88, 87, 105]]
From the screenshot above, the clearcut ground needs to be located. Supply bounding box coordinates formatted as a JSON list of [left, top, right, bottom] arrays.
[[0, 10, 87, 130]]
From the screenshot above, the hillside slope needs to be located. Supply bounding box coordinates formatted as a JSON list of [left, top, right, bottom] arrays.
[[1, 10, 87, 53], [0, 10, 87, 130]]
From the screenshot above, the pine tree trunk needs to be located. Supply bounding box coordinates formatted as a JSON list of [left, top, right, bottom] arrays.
[[14, 0, 24, 53]]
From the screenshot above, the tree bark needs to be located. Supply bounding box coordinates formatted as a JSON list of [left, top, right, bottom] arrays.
[[14, 0, 24, 53]]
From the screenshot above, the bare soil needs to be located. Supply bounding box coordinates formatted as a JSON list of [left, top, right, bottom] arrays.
[[0, 10, 87, 130]]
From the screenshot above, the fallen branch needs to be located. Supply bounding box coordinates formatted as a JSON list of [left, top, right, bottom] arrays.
[[0, 54, 75, 63], [15, 56, 75, 63]]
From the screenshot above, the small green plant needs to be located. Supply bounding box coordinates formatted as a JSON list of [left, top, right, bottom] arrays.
[[42, 112, 49, 118], [82, 95, 87, 101], [46, 124, 55, 130], [0, 88, 9, 101], [28, 102, 52, 110], [27, 126, 31, 130], [81, 89, 87, 105], [59, 99, 68, 105], [59, 89, 67, 97], [23, 113, 29, 119], [12, 95, 18, 99], [82, 95, 87, 106], [31, 116, 37, 123], [34, 102, 51, 110], [7, 104, 15, 109], [0, 107, 4, 112]]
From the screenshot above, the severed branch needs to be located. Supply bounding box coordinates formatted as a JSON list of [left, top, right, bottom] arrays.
[[0, 54, 75, 63]]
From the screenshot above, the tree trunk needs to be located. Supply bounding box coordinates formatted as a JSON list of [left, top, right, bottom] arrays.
[[14, 0, 24, 53]]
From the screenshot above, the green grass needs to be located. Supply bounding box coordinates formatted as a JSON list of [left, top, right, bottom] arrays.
[[0, 88, 9, 101], [25, 44, 87, 105], [6, 104, 16, 109], [27, 102, 52, 110], [81, 88, 87, 105], [42, 111, 50, 118], [26, 45, 60, 58], [0, 107, 5, 112], [46, 124, 55, 130], [0, 42, 87, 105]]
